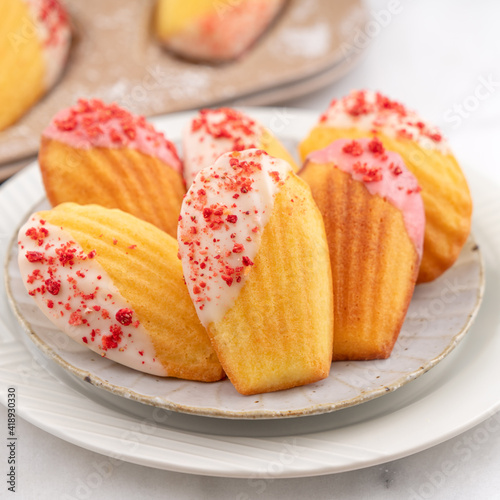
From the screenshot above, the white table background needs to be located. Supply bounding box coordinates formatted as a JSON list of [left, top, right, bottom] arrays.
[[2, 0, 500, 498]]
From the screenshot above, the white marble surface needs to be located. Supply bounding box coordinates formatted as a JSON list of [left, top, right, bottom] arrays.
[[2, 0, 500, 498]]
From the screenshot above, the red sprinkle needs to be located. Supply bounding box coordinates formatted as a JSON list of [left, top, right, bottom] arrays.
[[342, 140, 364, 156], [26, 251, 44, 263], [45, 278, 61, 295], [368, 137, 385, 155], [52, 98, 181, 166], [116, 308, 134, 326], [232, 243, 244, 253], [242, 256, 254, 266]]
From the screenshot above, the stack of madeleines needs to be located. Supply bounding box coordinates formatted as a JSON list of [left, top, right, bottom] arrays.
[[18, 91, 472, 396]]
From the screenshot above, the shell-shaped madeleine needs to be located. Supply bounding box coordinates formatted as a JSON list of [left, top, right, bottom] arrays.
[[39, 99, 185, 238], [0, 0, 71, 130], [212, 174, 333, 394], [178, 149, 333, 395], [299, 90, 472, 283], [300, 138, 424, 360], [182, 107, 297, 187], [18, 203, 224, 382], [154, 0, 286, 63]]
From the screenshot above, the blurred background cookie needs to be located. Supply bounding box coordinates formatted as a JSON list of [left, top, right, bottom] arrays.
[[0, 0, 71, 131], [154, 0, 287, 63]]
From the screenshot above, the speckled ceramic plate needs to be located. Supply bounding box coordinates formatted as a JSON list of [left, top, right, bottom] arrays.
[[4, 108, 484, 419]]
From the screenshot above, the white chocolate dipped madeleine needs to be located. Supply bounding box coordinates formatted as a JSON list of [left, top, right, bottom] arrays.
[[18, 203, 224, 382], [182, 107, 297, 188], [178, 149, 333, 396]]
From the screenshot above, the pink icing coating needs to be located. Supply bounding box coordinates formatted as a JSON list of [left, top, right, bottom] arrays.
[[43, 99, 182, 172], [307, 138, 425, 258]]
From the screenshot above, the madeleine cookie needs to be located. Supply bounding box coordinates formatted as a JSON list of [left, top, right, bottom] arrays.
[[300, 138, 425, 360], [0, 0, 71, 130], [39, 99, 184, 238], [154, 0, 286, 63], [18, 203, 224, 381], [178, 149, 333, 395], [299, 89, 472, 283], [182, 107, 297, 187]]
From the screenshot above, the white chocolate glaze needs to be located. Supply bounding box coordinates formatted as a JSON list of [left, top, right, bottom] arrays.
[[17, 215, 167, 376], [182, 108, 264, 188], [24, 0, 71, 89], [319, 89, 450, 154], [178, 149, 292, 327]]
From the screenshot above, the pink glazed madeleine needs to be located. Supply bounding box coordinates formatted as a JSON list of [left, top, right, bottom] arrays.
[[300, 137, 425, 360], [39, 99, 184, 238], [299, 89, 472, 283]]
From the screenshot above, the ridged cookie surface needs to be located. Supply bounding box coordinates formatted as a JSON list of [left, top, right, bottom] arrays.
[[39, 99, 185, 238], [212, 174, 333, 393], [40, 138, 185, 237], [178, 149, 333, 395], [299, 90, 472, 283], [300, 139, 424, 360], [18, 203, 224, 382]]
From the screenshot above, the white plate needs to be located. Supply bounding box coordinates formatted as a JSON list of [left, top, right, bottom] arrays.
[[4, 110, 484, 419], [0, 109, 499, 477]]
